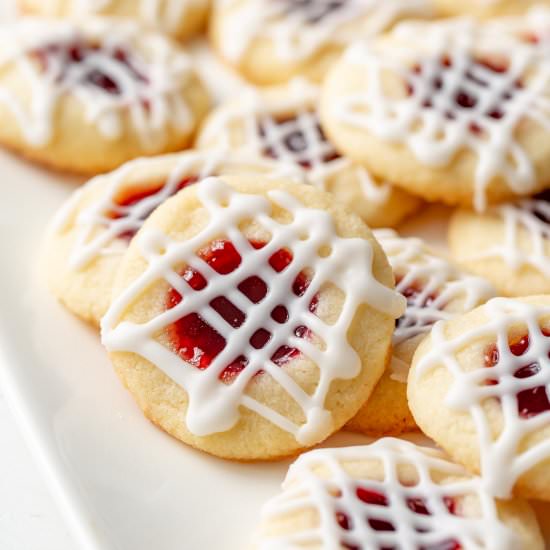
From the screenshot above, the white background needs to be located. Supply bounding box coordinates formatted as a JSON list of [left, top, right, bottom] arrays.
[[0, 392, 74, 550]]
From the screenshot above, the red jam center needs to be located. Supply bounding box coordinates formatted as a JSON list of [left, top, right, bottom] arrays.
[[279, 0, 347, 23], [32, 41, 147, 95], [484, 329, 550, 418], [166, 239, 318, 382], [409, 55, 522, 135], [257, 112, 341, 169], [337, 487, 460, 550], [532, 189, 550, 224], [108, 176, 199, 240], [395, 277, 440, 331]]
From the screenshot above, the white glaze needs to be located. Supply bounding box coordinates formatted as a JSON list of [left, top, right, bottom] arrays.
[[415, 297, 550, 498], [335, 18, 550, 211], [0, 18, 197, 147], [466, 197, 550, 277], [216, 0, 432, 63], [377, 229, 495, 346], [53, 150, 303, 270], [255, 438, 518, 549], [198, 80, 394, 207], [101, 177, 405, 445]]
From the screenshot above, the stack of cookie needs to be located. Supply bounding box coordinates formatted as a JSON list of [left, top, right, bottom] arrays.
[[5, 0, 549, 547]]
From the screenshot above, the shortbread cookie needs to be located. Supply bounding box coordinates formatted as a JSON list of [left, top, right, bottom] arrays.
[[253, 438, 543, 549], [347, 230, 495, 436], [434, 0, 550, 18], [196, 81, 422, 228], [19, 0, 209, 41], [0, 18, 210, 175], [409, 296, 550, 500], [209, 0, 433, 85], [449, 192, 550, 297], [101, 175, 405, 460], [321, 18, 550, 211], [44, 150, 299, 326]]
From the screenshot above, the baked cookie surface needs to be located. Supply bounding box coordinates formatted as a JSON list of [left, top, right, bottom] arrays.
[[449, 192, 550, 297], [19, 0, 209, 41], [44, 150, 300, 325], [434, 0, 550, 18], [347, 229, 495, 436], [253, 438, 543, 549], [409, 296, 550, 500], [321, 16, 550, 211], [196, 81, 422, 228], [100, 175, 405, 460], [209, 0, 433, 85], [0, 17, 210, 174]]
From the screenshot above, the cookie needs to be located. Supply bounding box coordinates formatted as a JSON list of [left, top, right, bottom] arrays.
[[321, 17, 550, 212], [0, 17, 210, 175], [101, 175, 405, 460], [209, 0, 433, 85], [449, 192, 550, 297], [18, 0, 209, 41], [434, 0, 550, 18], [196, 81, 422, 228], [347, 229, 495, 436], [409, 296, 550, 501], [252, 438, 543, 549], [44, 150, 301, 326]]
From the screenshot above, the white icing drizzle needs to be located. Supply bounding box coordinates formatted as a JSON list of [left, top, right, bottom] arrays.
[[256, 438, 518, 549], [101, 178, 405, 445], [468, 195, 550, 277], [54, 150, 303, 270], [335, 19, 550, 211], [0, 18, 197, 147], [198, 80, 394, 207], [216, 0, 432, 63], [415, 297, 550, 498], [377, 229, 495, 346], [41, 0, 206, 34]]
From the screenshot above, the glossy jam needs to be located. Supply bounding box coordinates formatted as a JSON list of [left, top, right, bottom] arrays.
[[409, 55, 522, 135], [337, 487, 460, 550], [108, 176, 199, 240], [257, 112, 341, 169], [485, 329, 550, 418], [279, 0, 348, 23], [395, 277, 439, 331], [166, 239, 318, 381], [32, 41, 147, 95]]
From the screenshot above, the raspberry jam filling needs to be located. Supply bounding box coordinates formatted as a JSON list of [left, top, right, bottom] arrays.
[[32, 41, 147, 95], [257, 112, 341, 169], [336, 487, 460, 550], [484, 329, 550, 418], [108, 176, 199, 240], [279, 0, 347, 24], [166, 239, 318, 382], [395, 277, 440, 331], [409, 55, 522, 135]]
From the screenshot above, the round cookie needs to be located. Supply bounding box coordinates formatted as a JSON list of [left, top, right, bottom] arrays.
[[253, 438, 543, 549], [44, 150, 302, 326], [0, 17, 210, 175], [409, 296, 550, 501], [209, 0, 433, 86], [434, 0, 550, 18], [347, 230, 495, 436], [101, 175, 405, 460], [449, 192, 550, 297], [196, 80, 422, 228], [18, 0, 209, 42], [320, 17, 550, 212]]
